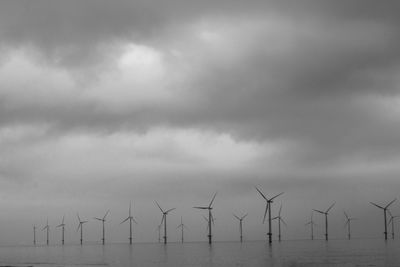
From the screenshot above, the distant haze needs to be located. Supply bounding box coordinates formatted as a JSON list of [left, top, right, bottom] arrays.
[[0, 1, 400, 245]]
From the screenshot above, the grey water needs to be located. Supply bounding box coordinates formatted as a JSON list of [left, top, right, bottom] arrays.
[[0, 239, 399, 267]]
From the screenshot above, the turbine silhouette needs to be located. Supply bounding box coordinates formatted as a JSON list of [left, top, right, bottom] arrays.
[[313, 202, 335, 241], [77, 213, 88, 245], [42, 219, 50, 246], [272, 204, 287, 242], [343, 211, 356, 240], [233, 213, 248, 242], [305, 212, 317, 240], [194, 192, 217, 244], [370, 199, 396, 240], [94, 210, 110, 245], [56, 215, 66, 245], [120, 202, 138, 244], [255, 186, 284, 244], [155, 201, 176, 244], [176, 216, 188, 243]]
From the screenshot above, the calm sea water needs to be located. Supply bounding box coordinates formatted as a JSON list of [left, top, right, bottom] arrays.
[[0, 239, 399, 267]]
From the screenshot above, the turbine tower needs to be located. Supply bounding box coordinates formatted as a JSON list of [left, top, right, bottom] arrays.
[[42, 219, 50, 245], [94, 210, 110, 245], [77, 213, 88, 245], [33, 225, 37, 245], [176, 216, 188, 243], [157, 224, 161, 243], [343, 211, 356, 240], [194, 192, 217, 244], [370, 199, 396, 240], [121, 202, 138, 245], [233, 213, 248, 243], [155, 201, 176, 244], [255, 186, 284, 244], [387, 210, 399, 240], [272, 204, 287, 242], [305, 212, 317, 240], [56, 216, 66, 245], [313, 202, 335, 241]]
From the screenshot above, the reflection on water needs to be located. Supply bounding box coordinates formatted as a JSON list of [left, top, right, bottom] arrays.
[[0, 239, 399, 266]]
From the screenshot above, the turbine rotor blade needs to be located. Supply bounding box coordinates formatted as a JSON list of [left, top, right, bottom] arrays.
[[77, 213, 81, 222], [326, 202, 336, 213], [270, 192, 284, 201], [103, 210, 110, 220], [370, 202, 384, 209], [94, 217, 103, 221], [313, 209, 325, 214], [281, 218, 287, 226], [121, 217, 130, 224], [255, 186, 268, 201], [155, 201, 164, 213], [233, 214, 240, 220], [263, 203, 268, 224], [193, 207, 208, 209], [165, 208, 176, 214], [209, 192, 217, 208], [343, 211, 349, 219], [385, 199, 397, 209], [77, 224, 81, 232], [279, 204, 282, 216], [242, 213, 248, 219]]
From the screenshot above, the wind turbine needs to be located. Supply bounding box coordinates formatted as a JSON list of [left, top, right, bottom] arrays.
[[272, 204, 287, 242], [194, 192, 217, 244], [255, 186, 284, 244], [313, 202, 335, 241], [176, 216, 188, 243], [157, 224, 161, 243], [155, 201, 176, 244], [387, 210, 399, 240], [343, 211, 356, 240], [94, 210, 110, 245], [33, 225, 37, 245], [305, 212, 317, 240], [56, 216, 66, 245], [233, 213, 248, 243], [120, 202, 138, 245], [77, 213, 88, 245], [370, 199, 396, 240], [42, 219, 50, 245]]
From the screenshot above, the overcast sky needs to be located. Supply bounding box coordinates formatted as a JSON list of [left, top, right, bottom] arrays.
[[1, 0, 400, 245]]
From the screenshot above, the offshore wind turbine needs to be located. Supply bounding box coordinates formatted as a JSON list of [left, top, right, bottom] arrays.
[[155, 201, 176, 244], [56, 216, 66, 245], [272, 204, 287, 242], [194, 192, 217, 244], [157, 224, 161, 243], [233, 213, 248, 243], [255, 186, 284, 244], [77, 213, 88, 245], [387, 210, 399, 240], [305, 212, 317, 240], [343, 211, 356, 240], [120, 202, 138, 245], [33, 225, 37, 245], [176, 216, 188, 243], [313, 202, 335, 241], [42, 219, 50, 245], [370, 199, 396, 240], [94, 210, 110, 245]]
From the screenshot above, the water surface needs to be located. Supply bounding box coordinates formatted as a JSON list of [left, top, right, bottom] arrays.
[[0, 239, 398, 266]]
